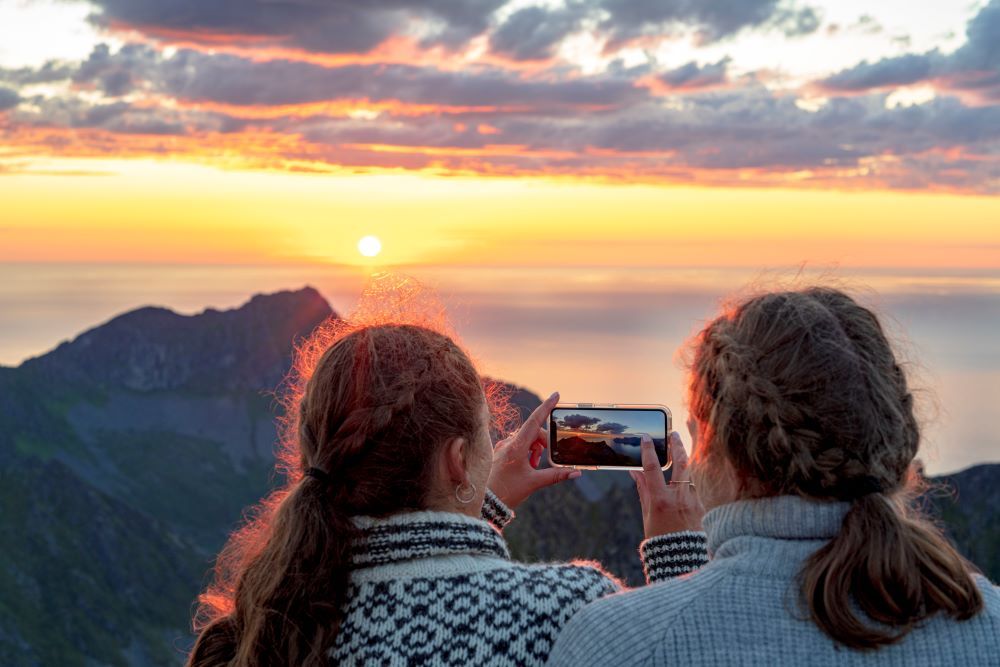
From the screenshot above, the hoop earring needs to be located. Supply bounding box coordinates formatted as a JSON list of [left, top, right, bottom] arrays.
[[455, 482, 477, 504]]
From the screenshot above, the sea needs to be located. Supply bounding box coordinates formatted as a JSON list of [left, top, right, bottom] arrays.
[[1, 261, 997, 475]]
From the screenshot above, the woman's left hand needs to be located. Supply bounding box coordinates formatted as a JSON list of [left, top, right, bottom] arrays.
[[487, 391, 581, 510], [630, 431, 706, 538]]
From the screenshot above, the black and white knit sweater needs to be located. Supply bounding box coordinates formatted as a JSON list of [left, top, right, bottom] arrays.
[[328, 492, 708, 666]]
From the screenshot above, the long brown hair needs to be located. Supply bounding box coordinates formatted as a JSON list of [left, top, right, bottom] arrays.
[[186, 307, 503, 665], [688, 286, 983, 650]]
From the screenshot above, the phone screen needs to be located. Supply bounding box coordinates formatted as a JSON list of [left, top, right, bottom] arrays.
[[549, 407, 670, 469]]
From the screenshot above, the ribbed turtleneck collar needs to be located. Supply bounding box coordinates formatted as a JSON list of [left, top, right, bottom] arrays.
[[350, 510, 510, 569], [703, 495, 851, 556]]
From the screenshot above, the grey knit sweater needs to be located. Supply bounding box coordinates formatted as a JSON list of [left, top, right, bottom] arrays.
[[327, 492, 708, 666], [547, 495, 1000, 667]]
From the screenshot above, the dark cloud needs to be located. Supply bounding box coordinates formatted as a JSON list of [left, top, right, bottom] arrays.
[[772, 5, 821, 37], [0, 61, 74, 86], [631, 91, 998, 166], [68, 43, 644, 110], [87, 0, 506, 54], [0, 87, 20, 111], [87, 0, 822, 59], [489, 6, 585, 61], [598, 0, 820, 45], [819, 53, 936, 92], [72, 43, 155, 97], [558, 414, 602, 430], [11, 94, 231, 136], [658, 57, 729, 89], [75, 102, 187, 135], [594, 421, 629, 434], [816, 0, 1000, 101], [957, 0, 1000, 71]]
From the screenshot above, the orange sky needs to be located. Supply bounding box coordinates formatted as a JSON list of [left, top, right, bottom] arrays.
[[2, 158, 998, 269]]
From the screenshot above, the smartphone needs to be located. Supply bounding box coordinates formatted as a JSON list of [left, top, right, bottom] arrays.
[[549, 404, 671, 471]]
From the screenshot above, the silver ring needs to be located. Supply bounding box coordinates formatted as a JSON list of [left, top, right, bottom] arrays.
[[669, 480, 695, 489]]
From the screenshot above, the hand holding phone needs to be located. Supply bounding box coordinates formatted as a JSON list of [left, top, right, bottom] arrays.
[[630, 431, 705, 538], [549, 404, 672, 470], [487, 392, 582, 510]]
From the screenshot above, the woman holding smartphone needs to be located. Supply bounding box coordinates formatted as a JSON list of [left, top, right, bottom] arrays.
[[185, 319, 704, 667], [549, 287, 999, 666]]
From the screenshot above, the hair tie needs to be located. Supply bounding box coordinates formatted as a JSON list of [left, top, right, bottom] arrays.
[[303, 466, 332, 484], [850, 475, 885, 498]]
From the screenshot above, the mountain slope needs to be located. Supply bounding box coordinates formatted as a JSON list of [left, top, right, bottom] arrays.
[[927, 463, 1000, 580], [0, 288, 334, 666]]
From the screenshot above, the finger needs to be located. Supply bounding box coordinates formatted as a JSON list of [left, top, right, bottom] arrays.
[[523, 391, 559, 435], [523, 428, 548, 458], [640, 434, 669, 496], [669, 432, 690, 480], [536, 428, 549, 448], [533, 465, 581, 490], [529, 441, 544, 468]]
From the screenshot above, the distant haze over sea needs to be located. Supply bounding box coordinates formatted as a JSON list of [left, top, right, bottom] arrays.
[[1, 262, 998, 476]]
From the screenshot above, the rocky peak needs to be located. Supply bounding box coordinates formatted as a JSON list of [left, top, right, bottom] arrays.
[[22, 286, 335, 393]]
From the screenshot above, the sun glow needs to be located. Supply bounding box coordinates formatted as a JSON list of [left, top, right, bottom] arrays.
[[358, 235, 382, 258]]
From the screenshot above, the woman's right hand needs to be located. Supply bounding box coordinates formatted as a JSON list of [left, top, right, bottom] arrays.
[[630, 430, 705, 539], [487, 391, 581, 511]]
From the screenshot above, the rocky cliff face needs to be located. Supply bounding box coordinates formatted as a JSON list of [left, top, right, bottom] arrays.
[[0, 289, 995, 666]]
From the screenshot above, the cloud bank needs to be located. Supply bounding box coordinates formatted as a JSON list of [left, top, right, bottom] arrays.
[[0, 0, 996, 192]]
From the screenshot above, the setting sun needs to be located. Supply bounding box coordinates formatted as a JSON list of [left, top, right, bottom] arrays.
[[358, 235, 382, 258]]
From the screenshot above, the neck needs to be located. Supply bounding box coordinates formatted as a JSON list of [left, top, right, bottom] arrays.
[[423, 497, 482, 518], [423, 481, 484, 518]]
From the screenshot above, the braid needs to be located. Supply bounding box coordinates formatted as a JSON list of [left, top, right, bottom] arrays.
[[688, 286, 984, 650]]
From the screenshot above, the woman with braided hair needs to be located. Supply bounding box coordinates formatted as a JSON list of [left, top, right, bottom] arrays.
[[549, 286, 998, 666], [185, 315, 704, 666]]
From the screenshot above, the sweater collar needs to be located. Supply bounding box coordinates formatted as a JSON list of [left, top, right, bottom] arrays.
[[703, 495, 851, 555], [350, 510, 510, 568]]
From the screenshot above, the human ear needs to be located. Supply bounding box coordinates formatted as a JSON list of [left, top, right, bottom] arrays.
[[442, 436, 468, 485]]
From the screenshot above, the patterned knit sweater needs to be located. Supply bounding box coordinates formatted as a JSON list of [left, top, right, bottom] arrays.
[[547, 495, 1000, 667], [327, 492, 708, 666]]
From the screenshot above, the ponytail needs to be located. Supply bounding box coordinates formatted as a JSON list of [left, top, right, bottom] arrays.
[[800, 491, 983, 650], [187, 479, 355, 667]]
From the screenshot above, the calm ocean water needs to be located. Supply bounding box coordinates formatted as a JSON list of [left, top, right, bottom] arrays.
[[1, 262, 997, 475]]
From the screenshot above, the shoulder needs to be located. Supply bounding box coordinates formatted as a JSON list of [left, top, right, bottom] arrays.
[[473, 559, 623, 634], [974, 574, 1000, 621], [546, 565, 725, 667], [494, 558, 623, 602]]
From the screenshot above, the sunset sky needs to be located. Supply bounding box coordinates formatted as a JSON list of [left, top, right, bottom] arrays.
[[0, 1, 998, 474], [0, 0, 998, 268]]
